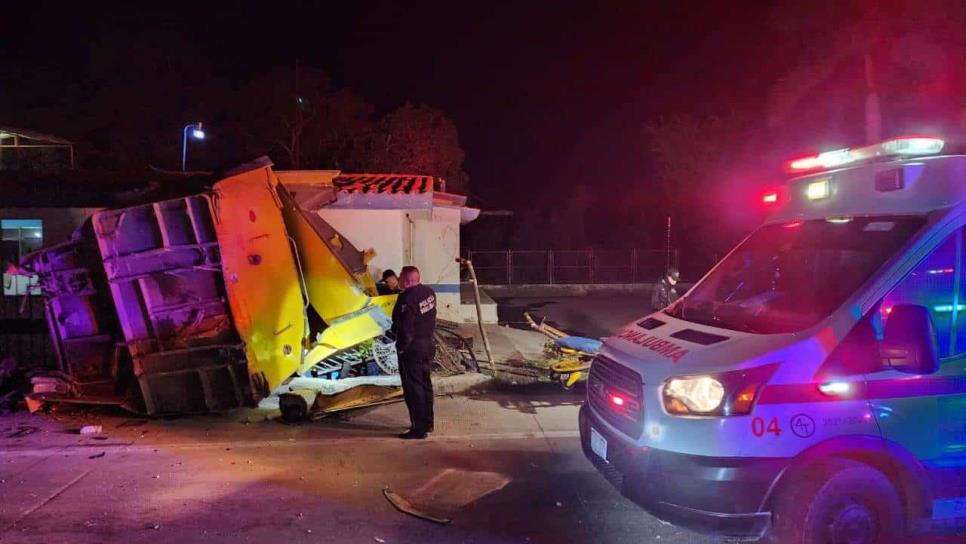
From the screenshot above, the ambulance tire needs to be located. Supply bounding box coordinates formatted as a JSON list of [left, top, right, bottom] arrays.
[[770, 459, 903, 544]]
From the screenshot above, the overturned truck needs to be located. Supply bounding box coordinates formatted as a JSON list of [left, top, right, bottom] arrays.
[[21, 159, 399, 415]]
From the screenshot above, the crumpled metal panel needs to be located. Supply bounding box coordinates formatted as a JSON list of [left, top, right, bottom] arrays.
[[275, 184, 392, 374], [92, 191, 253, 414], [20, 225, 131, 403], [210, 164, 306, 393], [277, 184, 371, 320]]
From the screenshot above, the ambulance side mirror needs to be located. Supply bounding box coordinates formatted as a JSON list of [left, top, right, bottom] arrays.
[[880, 304, 940, 375]]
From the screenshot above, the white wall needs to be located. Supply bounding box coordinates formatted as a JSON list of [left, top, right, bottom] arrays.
[[316, 206, 466, 321], [410, 206, 462, 320], [316, 208, 407, 282]]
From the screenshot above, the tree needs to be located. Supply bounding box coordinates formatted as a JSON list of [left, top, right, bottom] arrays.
[[229, 66, 375, 171], [361, 103, 470, 194]]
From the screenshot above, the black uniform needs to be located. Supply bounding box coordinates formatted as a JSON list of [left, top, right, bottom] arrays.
[[651, 277, 679, 310], [391, 284, 437, 434]]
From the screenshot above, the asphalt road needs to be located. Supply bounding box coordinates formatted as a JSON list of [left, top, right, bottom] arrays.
[[0, 386, 726, 544]]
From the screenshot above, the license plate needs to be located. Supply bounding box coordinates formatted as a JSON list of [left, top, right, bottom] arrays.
[[590, 427, 608, 461]]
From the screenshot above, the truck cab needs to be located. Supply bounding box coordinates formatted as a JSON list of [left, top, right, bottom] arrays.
[[579, 137, 966, 543]]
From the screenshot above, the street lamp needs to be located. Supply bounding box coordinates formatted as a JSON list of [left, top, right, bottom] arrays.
[[181, 122, 206, 171]]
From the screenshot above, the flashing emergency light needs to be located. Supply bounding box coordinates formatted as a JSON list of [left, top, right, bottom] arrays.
[[881, 137, 944, 155], [784, 136, 945, 174], [762, 191, 779, 205], [610, 395, 625, 407], [806, 179, 830, 200], [818, 381, 851, 395]]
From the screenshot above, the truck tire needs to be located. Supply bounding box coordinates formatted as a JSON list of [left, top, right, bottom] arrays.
[[769, 459, 903, 544]]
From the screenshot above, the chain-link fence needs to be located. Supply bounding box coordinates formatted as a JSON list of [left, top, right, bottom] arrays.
[[466, 249, 678, 285]]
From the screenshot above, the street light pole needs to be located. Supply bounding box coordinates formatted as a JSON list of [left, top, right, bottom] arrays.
[[181, 122, 205, 171]]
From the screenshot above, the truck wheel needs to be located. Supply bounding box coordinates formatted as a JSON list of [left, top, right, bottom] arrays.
[[770, 459, 903, 544]]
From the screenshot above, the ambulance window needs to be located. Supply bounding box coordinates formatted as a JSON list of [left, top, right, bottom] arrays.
[[669, 216, 925, 334], [881, 230, 960, 358]]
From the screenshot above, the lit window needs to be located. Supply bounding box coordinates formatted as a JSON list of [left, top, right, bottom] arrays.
[[1, 219, 43, 296]]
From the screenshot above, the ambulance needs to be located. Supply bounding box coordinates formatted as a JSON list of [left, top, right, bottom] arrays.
[[579, 136, 966, 543]]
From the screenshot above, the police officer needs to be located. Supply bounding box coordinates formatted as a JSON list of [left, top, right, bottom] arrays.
[[651, 266, 681, 310], [391, 266, 437, 439]]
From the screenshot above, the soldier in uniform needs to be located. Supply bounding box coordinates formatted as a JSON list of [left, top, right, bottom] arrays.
[[391, 266, 437, 439]]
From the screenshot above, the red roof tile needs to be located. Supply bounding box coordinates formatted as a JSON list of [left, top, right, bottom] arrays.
[[333, 174, 439, 195]]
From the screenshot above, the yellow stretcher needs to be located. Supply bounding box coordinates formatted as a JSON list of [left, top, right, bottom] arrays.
[[524, 312, 601, 389]]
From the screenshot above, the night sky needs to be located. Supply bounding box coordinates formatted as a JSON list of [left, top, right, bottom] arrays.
[[1, 1, 962, 216]]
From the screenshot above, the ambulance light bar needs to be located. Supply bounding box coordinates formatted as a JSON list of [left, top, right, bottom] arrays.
[[784, 137, 945, 174]]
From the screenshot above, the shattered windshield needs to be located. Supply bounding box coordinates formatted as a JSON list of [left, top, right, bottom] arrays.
[[667, 216, 926, 334]]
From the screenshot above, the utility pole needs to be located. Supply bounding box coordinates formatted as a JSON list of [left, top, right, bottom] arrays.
[[665, 216, 672, 275], [294, 58, 302, 169]]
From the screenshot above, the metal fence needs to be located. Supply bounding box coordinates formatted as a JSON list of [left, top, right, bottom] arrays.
[[466, 249, 678, 285]]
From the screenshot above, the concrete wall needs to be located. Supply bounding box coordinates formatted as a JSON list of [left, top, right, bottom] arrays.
[[317, 208, 406, 281], [410, 207, 462, 319], [316, 206, 465, 321]]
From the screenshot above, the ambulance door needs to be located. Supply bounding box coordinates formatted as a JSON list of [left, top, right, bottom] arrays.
[[870, 226, 966, 513]]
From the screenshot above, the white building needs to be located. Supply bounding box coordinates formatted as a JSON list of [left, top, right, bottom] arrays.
[[277, 170, 492, 323]]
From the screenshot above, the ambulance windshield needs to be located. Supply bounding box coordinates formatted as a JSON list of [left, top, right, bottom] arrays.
[[667, 216, 925, 334]]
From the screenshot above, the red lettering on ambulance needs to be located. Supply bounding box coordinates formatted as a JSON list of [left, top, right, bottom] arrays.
[[614, 328, 689, 363]]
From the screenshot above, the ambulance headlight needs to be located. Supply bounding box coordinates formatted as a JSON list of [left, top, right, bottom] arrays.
[[663, 376, 724, 414]]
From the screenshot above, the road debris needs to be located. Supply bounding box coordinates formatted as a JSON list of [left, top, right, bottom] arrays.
[[383, 487, 451, 525], [88, 452, 106, 459], [79, 425, 102, 435], [116, 419, 149, 428], [7, 425, 39, 438]]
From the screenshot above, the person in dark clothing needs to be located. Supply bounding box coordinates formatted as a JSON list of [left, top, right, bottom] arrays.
[[376, 269, 402, 295], [390, 265, 437, 439], [651, 266, 681, 310]]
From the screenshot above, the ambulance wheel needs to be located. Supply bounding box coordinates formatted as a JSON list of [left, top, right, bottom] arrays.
[[769, 459, 903, 544]]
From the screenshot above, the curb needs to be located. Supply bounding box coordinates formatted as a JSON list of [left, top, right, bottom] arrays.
[[432, 372, 492, 396]]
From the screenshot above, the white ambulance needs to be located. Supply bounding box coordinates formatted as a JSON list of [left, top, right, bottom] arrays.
[[580, 137, 966, 543]]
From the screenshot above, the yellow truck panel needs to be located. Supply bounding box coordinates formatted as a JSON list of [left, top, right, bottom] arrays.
[[212, 165, 307, 392]]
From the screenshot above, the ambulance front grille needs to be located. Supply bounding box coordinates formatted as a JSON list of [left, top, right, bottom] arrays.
[[587, 356, 643, 439]]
